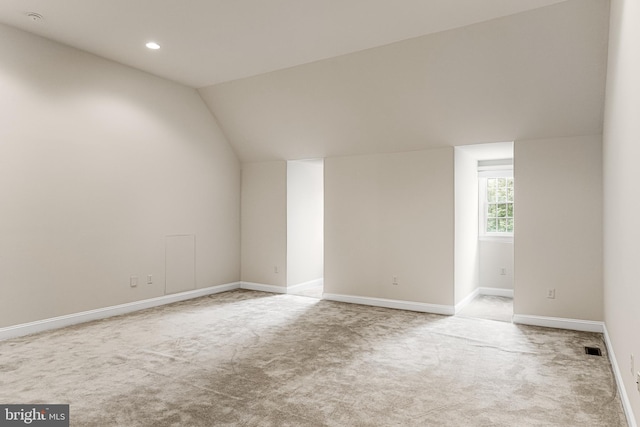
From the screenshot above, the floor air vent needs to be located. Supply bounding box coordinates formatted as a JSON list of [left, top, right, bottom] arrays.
[[584, 346, 602, 356]]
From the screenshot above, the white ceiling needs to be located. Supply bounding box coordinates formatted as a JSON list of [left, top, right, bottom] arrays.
[[0, 0, 568, 88], [199, 0, 609, 161]]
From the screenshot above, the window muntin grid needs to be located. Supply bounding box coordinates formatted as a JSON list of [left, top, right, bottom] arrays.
[[485, 177, 514, 233]]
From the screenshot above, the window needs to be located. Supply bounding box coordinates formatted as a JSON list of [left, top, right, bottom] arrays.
[[485, 177, 514, 233], [478, 165, 513, 237]]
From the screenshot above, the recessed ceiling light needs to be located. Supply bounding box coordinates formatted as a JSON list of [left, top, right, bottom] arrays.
[[145, 42, 160, 50]]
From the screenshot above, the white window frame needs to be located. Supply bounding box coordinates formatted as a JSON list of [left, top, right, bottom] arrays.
[[478, 167, 514, 241]]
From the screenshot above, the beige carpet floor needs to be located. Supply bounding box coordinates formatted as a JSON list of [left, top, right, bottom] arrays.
[[0, 290, 627, 426], [457, 295, 514, 323], [287, 283, 323, 299]]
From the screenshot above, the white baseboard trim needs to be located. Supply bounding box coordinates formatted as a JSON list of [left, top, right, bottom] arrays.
[[455, 288, 480, 313], [240, 282, 287, 294], [323, 293, 455, 316], [479, 287, 514, 298], [287, 278, 323, 293], [0, 282, 241, 341], [512, 314, 604, 333], [603, 325, 638, 427]]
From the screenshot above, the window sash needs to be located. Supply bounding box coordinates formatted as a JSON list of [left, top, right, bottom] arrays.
[[479, 172, 514, 237]]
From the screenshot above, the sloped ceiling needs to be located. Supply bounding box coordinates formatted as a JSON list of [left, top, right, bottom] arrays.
[[199, 0, 609, 162], [0, 0, 568, 88], [0, 0, 608, 162]]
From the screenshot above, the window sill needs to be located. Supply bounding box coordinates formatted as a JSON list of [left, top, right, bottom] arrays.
[[479, 235, 513, 243]]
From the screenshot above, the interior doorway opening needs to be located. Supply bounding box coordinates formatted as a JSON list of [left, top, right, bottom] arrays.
[[454, 142, 514, 322], [286, 159, 324, 298]]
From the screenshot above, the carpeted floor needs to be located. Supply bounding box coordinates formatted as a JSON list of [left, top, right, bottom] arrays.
[[457, 295, 514, 323], [287, 282, 323, 299], [0, 290, 627, 426]]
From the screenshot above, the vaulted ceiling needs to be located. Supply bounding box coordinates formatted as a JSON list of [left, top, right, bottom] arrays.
[[0, 0, 609, 162], [0, 0, 568, 88], [198, 0, 610, 161]]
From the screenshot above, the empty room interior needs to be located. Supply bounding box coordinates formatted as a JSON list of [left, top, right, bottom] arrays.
[[0, 0, 639, 425]]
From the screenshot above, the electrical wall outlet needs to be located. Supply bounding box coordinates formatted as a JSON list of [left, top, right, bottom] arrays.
[[147, 275, 153, 285], [392, 276, 399, 286], [130, 276, 138, 288], [546, 288, 555, 299], [500, 267, 507, 276], [274, 266, 279, 274]]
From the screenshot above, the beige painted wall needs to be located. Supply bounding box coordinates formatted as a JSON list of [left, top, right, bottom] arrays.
[[324, 148, 454, 305], [0, 24, 240, 328], [240, 161, 287, 287], [514, 135, 603, 321], [454, 147, 479, 304], [603, 0, 640, 422], [287, 160, 324, 286], [200, 0, 609, 162], [479, 241, 514, 290]]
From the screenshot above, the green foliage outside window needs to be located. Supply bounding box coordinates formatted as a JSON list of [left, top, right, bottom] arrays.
[[486, 177, 514, 233]]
